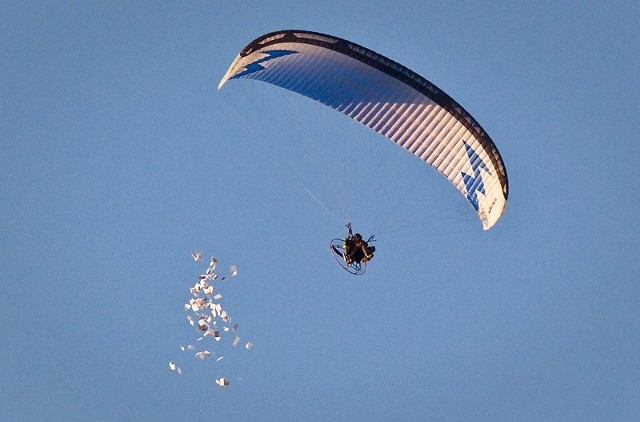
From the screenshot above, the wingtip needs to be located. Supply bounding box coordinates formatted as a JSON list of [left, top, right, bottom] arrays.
[[218, 54, 241, 90]]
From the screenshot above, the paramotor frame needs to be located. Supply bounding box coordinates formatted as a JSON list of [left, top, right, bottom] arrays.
[[329, 238, 367, 275]]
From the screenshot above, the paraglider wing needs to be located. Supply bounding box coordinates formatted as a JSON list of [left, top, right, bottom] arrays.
[[219, 30, 508, 229]]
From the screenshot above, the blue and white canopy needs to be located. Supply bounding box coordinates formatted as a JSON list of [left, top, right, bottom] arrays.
[[219, 30, 508, 230]]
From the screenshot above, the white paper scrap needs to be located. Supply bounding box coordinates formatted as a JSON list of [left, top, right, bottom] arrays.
[[195, 350, 212, 359]]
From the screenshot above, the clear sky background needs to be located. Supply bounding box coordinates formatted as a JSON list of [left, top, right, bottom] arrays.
[[2, 1, 638, 421]]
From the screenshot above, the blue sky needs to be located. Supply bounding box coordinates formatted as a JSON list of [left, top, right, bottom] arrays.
[[2, 1, 638, 421]]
